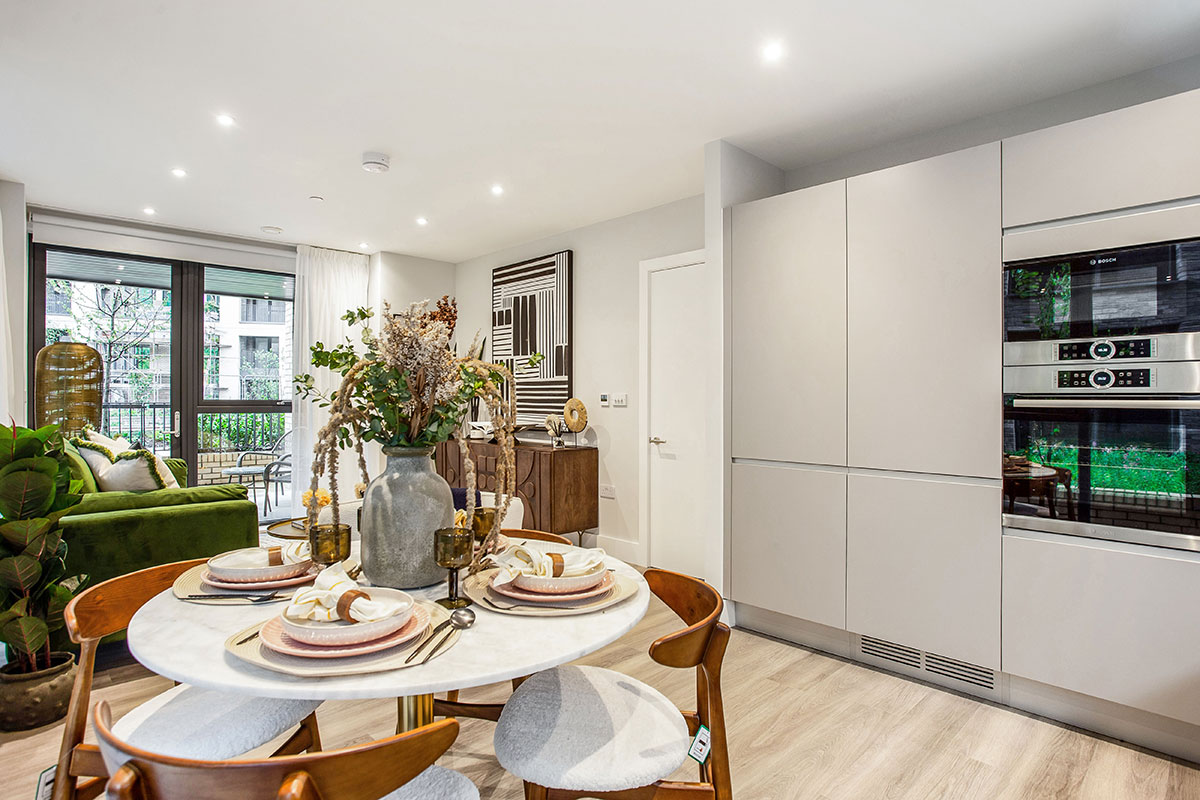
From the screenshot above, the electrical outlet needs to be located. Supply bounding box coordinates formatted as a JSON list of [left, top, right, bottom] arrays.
[[613, 393, 628, 407], [599, 483, 616, 499]]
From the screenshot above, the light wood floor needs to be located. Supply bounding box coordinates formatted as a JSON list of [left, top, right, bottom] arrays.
[[3, 597, 1198, 799]]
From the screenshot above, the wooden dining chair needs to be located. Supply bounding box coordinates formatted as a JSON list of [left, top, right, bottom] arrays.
[[52, 558, 323, 800], [492, 568, 732, 800], [437, 527, 575, 716], [93, 702, 478, 800]]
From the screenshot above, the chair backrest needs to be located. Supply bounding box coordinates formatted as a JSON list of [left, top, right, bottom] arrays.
[[500, 528, 572, 546], [65, 558, 207, 643], [644, 568, 724, 669], [93, 701, 459, 800], [273, 429, 293, 454]]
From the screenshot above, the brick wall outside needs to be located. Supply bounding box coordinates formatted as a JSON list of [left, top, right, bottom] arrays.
[[196, 452, 277, 485]]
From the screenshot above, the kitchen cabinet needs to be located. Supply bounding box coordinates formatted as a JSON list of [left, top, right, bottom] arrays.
[[1003, 531, 1200, 726], [847, 142, 1001, 479], [1003, 88, 1200, 228], [731, 462, 846, 630], [731, 180, 847, 465], [847, 472, 1000, 668]]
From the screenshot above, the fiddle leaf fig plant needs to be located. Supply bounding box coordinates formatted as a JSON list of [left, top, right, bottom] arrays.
[[0, 421, 87, 674]]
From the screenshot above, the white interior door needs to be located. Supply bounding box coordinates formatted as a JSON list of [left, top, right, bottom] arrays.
[[647, 260, 707, 576]]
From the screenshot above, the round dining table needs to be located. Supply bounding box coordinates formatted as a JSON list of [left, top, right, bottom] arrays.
[[127, 540, 650, 731]]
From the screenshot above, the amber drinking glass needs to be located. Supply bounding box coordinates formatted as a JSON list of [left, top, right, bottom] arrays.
[[308, 523, 352, 566], [471, 507, 498, 544], [434, 527, 473, 608]]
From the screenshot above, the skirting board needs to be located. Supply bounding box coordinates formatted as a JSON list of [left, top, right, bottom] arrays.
[[735, 603, 1200, 764]]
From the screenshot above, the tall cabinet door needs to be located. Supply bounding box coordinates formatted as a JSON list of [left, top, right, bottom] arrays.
[[732, 181, 847, 465], [847, 143, 1001, 479]]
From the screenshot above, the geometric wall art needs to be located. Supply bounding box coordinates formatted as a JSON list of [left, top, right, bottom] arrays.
[[491, 249, 573, 425]]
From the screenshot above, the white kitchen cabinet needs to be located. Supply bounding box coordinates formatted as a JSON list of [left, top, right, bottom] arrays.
[[1003, 531, 1200, 726], [731, 180, 847, 466], [1003, 88, 1200, 228], [731, 463, 846, 630], [846, 472, 1000, 668], [847, 143, 1001, 479]]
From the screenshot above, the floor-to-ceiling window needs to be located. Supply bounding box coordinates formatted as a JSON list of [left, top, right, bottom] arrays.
[[31, 246, 295, 520]]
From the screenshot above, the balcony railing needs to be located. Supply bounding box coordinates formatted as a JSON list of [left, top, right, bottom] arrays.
[[100, 403, 290, 454]]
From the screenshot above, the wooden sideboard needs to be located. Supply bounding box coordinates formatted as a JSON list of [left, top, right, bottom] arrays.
[[434, 440, 599, 535]]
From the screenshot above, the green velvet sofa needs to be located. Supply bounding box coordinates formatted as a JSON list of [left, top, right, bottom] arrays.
[[58, 454, 259, 589]]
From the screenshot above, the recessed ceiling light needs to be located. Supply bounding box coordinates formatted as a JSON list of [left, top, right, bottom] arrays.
[[115, 278, 122, 284], [362, 152, 390, 173], [491, 183, 504, 196], [143, 207, 156, 215], [117, 265, 125, 271], [416, 217, 428, 226], [761, 40, 785, 64], [308, 195, 325, 202], [260, 226, 283, 235], [358, 242, 370, 250], [171, 167, 187, 178], [216, 113, 235, 127]]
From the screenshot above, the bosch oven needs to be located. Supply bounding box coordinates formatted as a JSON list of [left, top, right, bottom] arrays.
[[1002, 237, 1200, 552]]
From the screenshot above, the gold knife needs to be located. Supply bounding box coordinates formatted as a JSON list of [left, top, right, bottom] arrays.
[[404, 619, 452, 664]]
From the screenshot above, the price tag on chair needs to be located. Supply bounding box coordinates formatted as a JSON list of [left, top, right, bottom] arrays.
[[688, 724, 712, 764], [34, 766, 55, 800]]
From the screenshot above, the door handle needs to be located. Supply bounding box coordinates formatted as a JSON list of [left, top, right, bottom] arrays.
[[648, 437, 667, 445], [172, 411, 181, 439]]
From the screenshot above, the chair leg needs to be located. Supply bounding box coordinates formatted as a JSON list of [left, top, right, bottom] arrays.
[[512, 675, 528, 692], [525, 783, 548, 800], [272, 711, 321, 756]]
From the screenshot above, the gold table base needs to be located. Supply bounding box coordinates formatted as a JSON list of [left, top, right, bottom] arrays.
[[396, 693, 435, 733]]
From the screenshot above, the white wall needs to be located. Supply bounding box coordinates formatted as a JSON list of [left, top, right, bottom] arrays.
[[453, 195, 704, 561], [373, 251, 456, 313], [784, 51, 1200, 191], [0, 180, 26, 421]]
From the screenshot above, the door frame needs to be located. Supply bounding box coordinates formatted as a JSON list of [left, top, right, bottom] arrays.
[[638, 249, 705, 569]]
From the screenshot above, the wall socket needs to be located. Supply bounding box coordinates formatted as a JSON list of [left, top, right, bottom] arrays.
[[612, 393, 628, 407], [599, 483, 616, 499]]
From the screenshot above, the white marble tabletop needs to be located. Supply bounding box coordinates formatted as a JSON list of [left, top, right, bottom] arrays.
[[126, 541, 649, 700]]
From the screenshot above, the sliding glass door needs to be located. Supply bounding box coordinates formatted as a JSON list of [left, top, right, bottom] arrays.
[[31, 246, 294, 520]]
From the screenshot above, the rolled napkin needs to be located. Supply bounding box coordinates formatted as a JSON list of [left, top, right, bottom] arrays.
[[284, 562, 406, 623], [215, 542, 309, 569], [486, 544, 607, 586]]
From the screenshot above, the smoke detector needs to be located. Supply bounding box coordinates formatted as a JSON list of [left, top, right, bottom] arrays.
[[361, 152, 390, 173]]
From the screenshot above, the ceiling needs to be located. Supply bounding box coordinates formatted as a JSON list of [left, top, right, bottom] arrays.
[[3, 1, 1200, 263]]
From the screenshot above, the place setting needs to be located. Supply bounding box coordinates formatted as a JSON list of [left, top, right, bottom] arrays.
[[224, 561, 464, 678], [172, 541, 326, 605], [462, 540, 639, 617]]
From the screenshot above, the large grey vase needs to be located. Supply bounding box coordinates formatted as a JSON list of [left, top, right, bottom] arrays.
[[360, 446, 452, 589]]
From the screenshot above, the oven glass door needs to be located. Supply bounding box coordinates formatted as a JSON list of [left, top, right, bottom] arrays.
[[1003, 397, 1200, 543], [1003, 239, 1200, 342]]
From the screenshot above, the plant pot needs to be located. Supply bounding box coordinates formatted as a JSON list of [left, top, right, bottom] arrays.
[[360, 446, 453, 589], [0, 651, 77, 731]]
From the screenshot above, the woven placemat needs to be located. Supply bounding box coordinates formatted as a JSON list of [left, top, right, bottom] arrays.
[[223, 602, 460, 677], [463, 569, 638, 617], [172, 563, 313, 605]]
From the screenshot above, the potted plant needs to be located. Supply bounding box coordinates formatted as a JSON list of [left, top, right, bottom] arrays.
[[294, 297, 518, 588], [0, 422, 87, 731]]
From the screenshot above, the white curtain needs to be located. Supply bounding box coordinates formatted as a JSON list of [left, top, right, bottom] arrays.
[[0, 204, 19, 423], [292, 245, 370, 517]]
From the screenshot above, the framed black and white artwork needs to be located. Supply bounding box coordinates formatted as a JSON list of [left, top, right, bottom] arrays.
[[491, 250, 573, 425]]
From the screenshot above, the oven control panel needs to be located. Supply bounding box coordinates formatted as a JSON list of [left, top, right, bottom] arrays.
[[1058, 368, 1154, 389], [1057, 338, 1154, 361]]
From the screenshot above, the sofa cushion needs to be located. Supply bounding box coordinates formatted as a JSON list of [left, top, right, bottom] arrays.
[[164, 457, 188, 487], [67, 484, 250, 516], [71, 430, 180, 491], [62, 440, 99, 494]]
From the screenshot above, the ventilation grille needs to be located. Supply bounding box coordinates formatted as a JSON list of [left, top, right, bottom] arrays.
[[860, 635, 921, 668], [925, 652, 996, 690], [858, 636, 996, 691]]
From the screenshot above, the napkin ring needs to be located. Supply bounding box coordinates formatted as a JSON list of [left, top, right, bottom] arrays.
[[266, 546, 283, 566], [336, 589, 370, 621], [548, 552, 565, 577]]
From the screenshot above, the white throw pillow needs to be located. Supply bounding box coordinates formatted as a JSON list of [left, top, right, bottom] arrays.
[[71, 429, 180, 492]]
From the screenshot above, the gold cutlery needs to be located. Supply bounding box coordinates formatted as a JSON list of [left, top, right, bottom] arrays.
[[405, 619, 453, 664]]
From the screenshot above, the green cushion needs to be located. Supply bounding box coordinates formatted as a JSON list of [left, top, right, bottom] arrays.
[[62, 440, 99, 494], [67, 484, 249, 515], [164, 457, 188, 486]]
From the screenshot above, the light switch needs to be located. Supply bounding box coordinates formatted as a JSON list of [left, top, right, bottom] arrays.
[[613, 393, 628, 407], [599, 484, 616, 499]]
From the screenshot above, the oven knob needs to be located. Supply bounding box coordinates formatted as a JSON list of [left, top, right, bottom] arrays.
[[1089, 369, 1115, 389], [1090, 340, 1115, 360]]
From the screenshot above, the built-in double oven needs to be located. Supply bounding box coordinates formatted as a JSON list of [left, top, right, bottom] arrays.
[[1003, 238, 1200, 551]]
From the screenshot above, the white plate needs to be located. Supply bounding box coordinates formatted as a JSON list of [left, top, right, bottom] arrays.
[[200, 567, 319, 591], [281, 587, 414, 646], [512, 568, 607, 594], [207, 548, 312, 583], [264, 604, 429, 658]]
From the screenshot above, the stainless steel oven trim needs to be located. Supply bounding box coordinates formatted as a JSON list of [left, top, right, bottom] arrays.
[[1012, 398, 1200, 409], [1004, 332, 1200, 367], [1003, 361, 1200, 394], [1002, 513, 1200, 553]]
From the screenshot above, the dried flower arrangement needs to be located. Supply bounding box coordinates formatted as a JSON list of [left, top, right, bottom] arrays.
[[293, 297, 517, 571]]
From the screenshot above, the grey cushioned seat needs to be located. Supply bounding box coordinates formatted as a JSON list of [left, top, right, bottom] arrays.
[[494, 665, 691, 792], [383, 765, 480, 799]]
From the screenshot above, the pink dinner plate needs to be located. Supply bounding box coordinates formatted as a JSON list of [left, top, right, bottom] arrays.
[[491, 570, 615, 602], [200, 567, 319, 591], [259, 604, 430, 659]]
